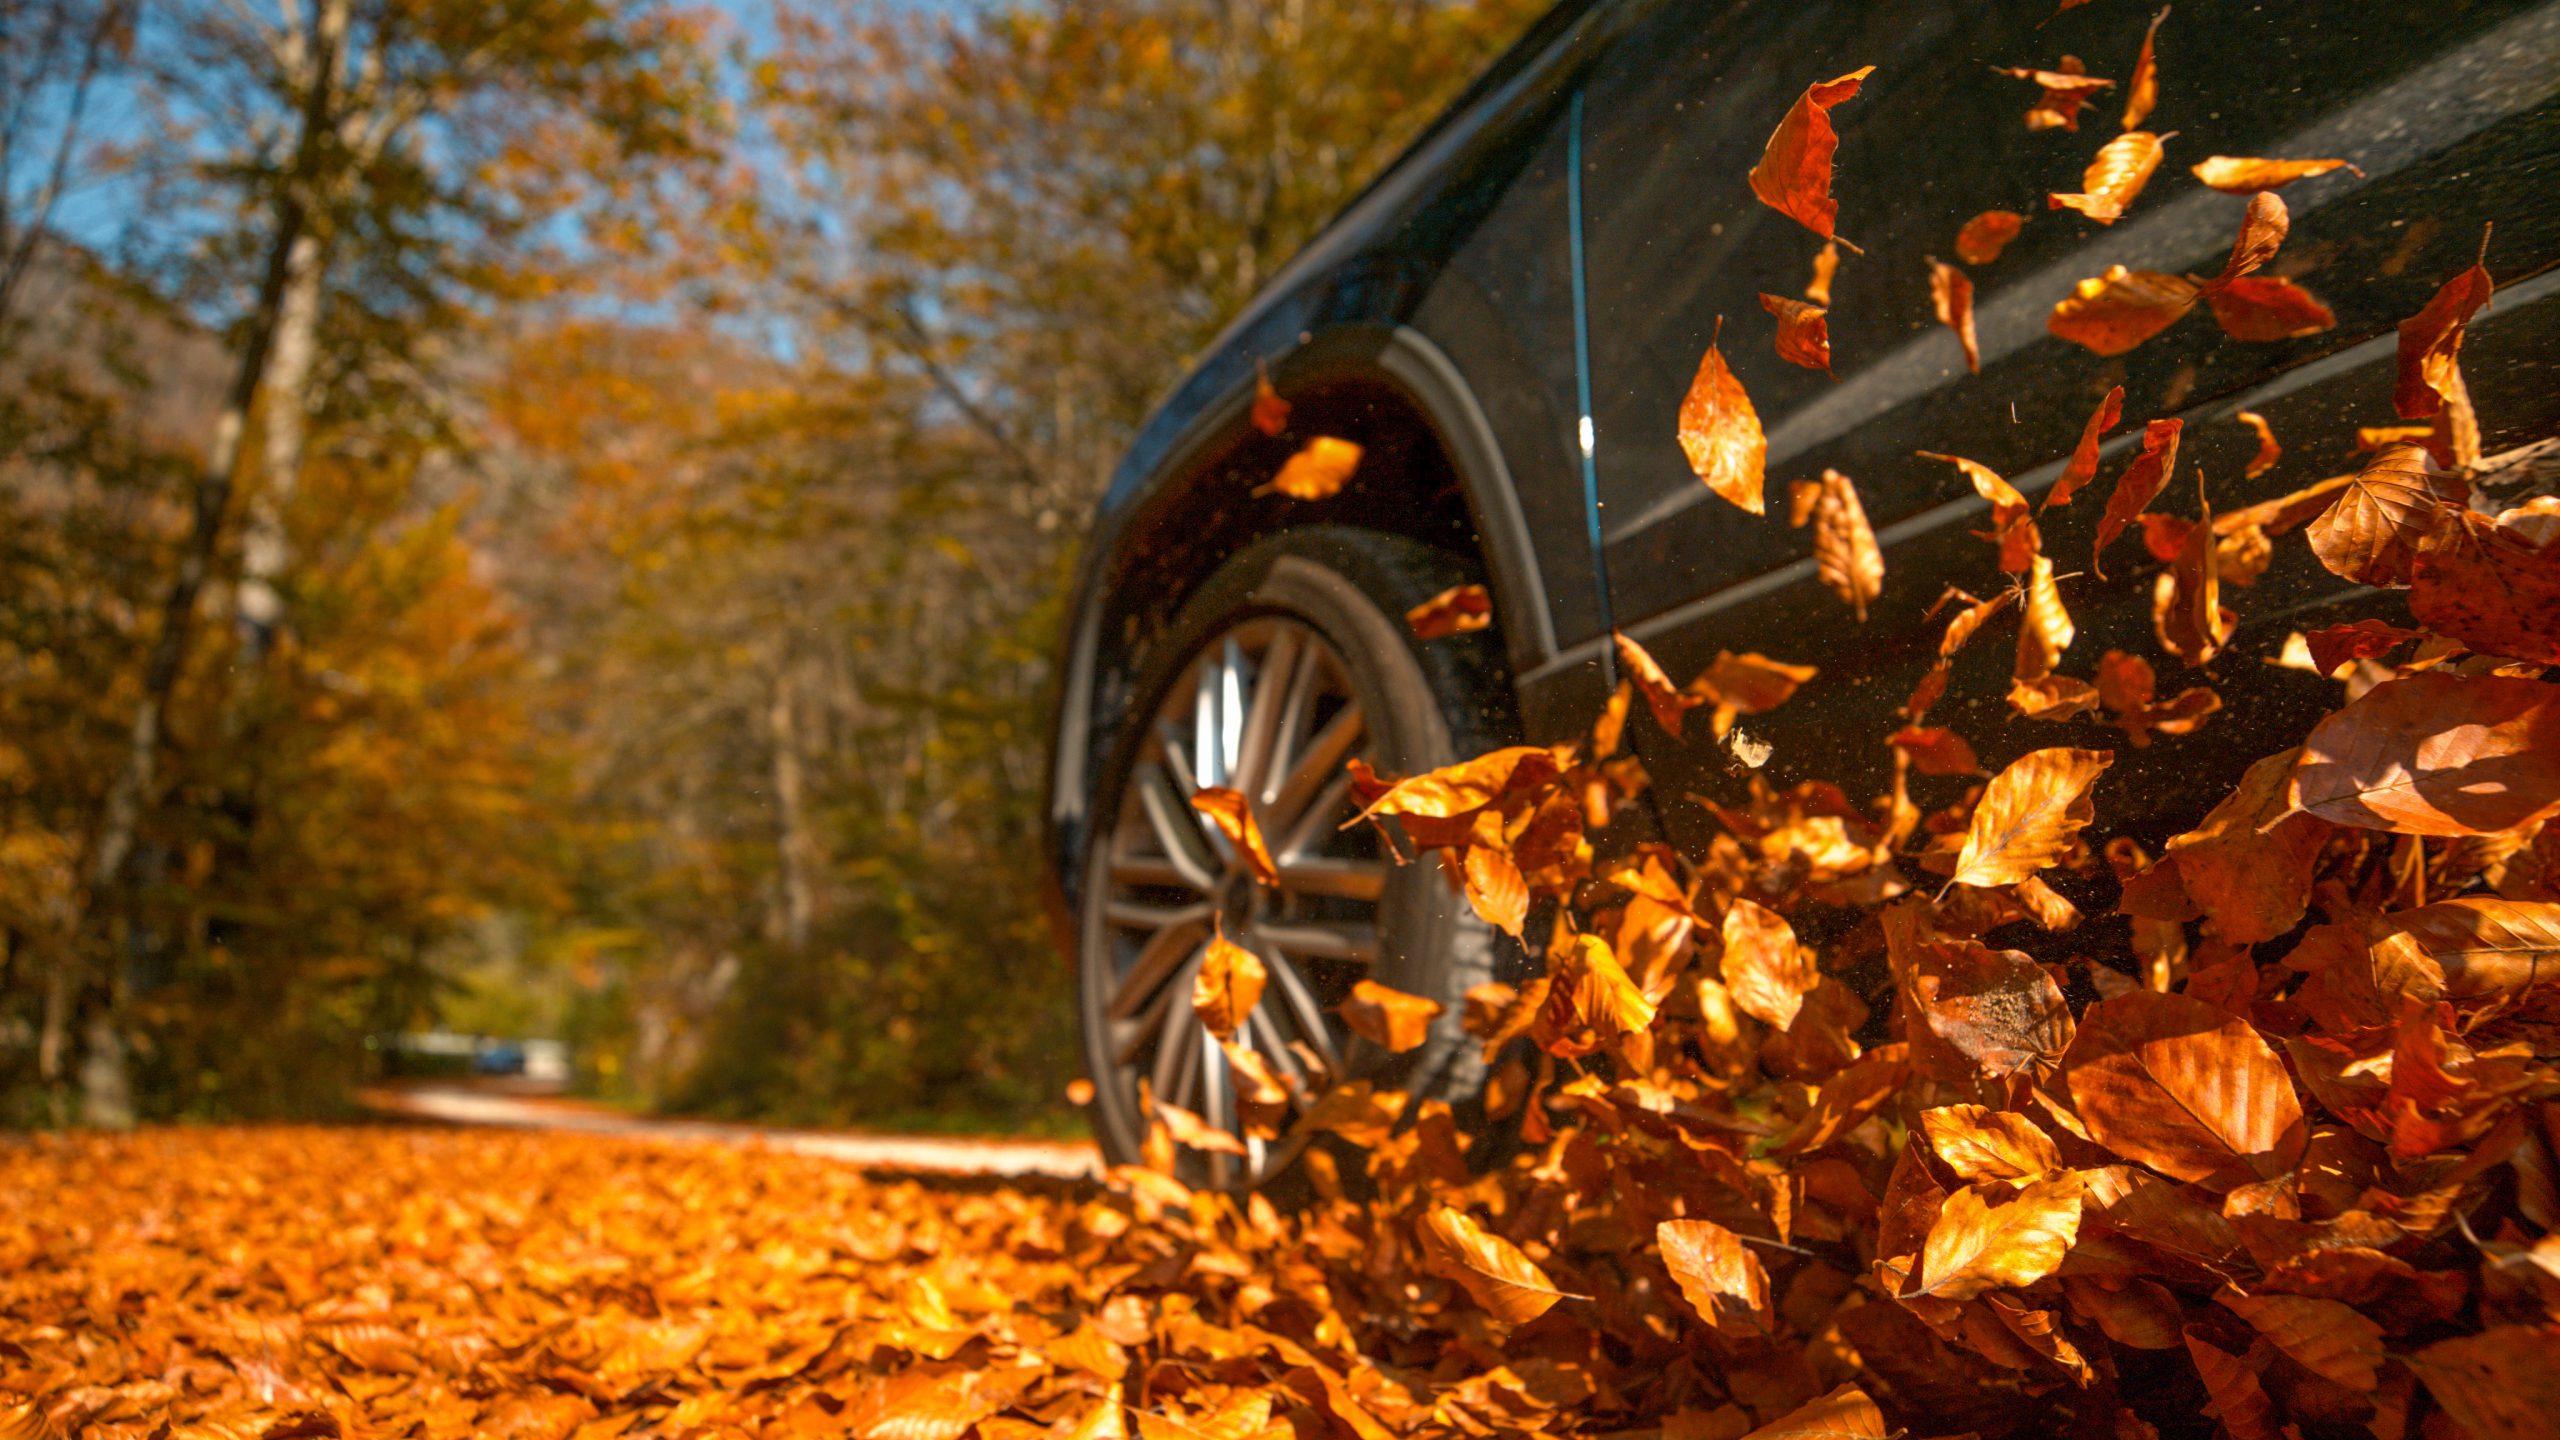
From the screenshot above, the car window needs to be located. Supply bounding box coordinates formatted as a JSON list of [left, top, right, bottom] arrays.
[[1574, 0, 2560, 629]]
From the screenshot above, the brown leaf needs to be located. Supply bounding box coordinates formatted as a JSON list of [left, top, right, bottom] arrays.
[[1918, 451, 2036, 572], [2406, 1326, 2560, 1440], [1722, 898, 1819, 1031], [2045, 385, 2124, 508], [2216, 1288, 2383, 1391], [2306, 442, 2463, 586], [2290, 672, 2560, 836], [1463, 844, 1529, 938], [2009, 674, 2103, 722], [1405, 584, 1492, 640], [1337, 979, 1443, 1054], [1916, 1174, 2083, 1299], [1910, 941, 2074, 1079], [2159, 748, 2328, 943], [1154, 1097, 1248, 1156], [2184, 1331, 2282, 1440], [2120, 7, 2169, 130], [2049, 131, 2167, 224], [1789, 469, 1883, 619], [1951, 748, 2112, 891], [2204, 192, 2287, 291], [1998, 59, 2114, 132], [1419, 1207, 1583, 1325], [2234, 410, 2280, 479], [1265, 436, 1361, 500], [1955, 210, 2025, 266], [2158, 479, 2231, 668], [2014, 554, 2075, 682], [1614, 631, 1699, 739], [1250, 367, 1290, 437], [1691, 651, 1819, 732], [1678, 320, 1768, 515], [1759, 293, 1831, 374], [2374, 897, 2560, 998], [1805, 239, 1840, 307], [1191, 787, 1278, 886], [2189, 155, 2362, 192], [1926, 257, 1979, 375], [2412, 507, 2560, 665], [2303, 618, 2426, 676], [2061, 989, 2305, 1182], [1748, 67, 1874, 244], [1921, 1104, 2064, 1183], [1736, 1386, 1889, 1440], [2396, 232, 2495, 419], [2048, 264, 2199, 355], [1349, 747, 1559, 822], [1889, 726, 1982, 776], [2207, 276, 2335, 341], [1657, 1219, 1771, 1334], [2092, 418, 2182, 577], [1191, 929, 1267, 1040]]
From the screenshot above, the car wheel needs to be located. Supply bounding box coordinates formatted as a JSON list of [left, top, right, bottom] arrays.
[[1075, 526, 1516, 1186]]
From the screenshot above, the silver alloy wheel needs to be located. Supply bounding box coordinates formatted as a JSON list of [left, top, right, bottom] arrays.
[[1079, 616, 1389, 1187]]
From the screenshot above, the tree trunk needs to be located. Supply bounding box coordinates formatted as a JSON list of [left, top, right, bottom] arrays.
[[768, 664, 817, 951], [235, 226, 328, 665]]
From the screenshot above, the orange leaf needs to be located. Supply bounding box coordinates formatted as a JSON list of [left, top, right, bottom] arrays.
[[1758, 292, 1831, 374], [2157, 748, 2327, 944], [1915, 1174, 2083, 1299], [1405, 583, 1492, 640], [2290, 672, 2560, 836], [1805, 239, 1840, 306], [1656, 1219, 1771, 1334], [2047, 265, 2198, 355], [2189, 155, 2362, 192], [2411, 506, 2560, 665], [1735, 1386, 1889, 1440], [2234, 410, 2280, 479], [1614, 631, 1699, 739], [1888, 726, 1981, 776], [2120, 7, 2169, 130], [1927, 257, 1978, 374], [1249, 367, 1290, 437], [2048, 130, 2166, 224], [1337, 978, 1443, 1053], [1949, 747, 2113, 890], [1747, 67, 1874, 244], [2045, 385, 2124, 508], [2091, 418, 2181, 577], [2203, 192, 2287, 291], [1190, 929, 1266, 1040], [2157, 479, 2231, 668], [2008, 673, 2103, 722], [2395, 231, 2495, 419], [1788, 469, 1883, 620], [1677, 319, 1767, 515], [1561, 931, 1657, 1039], [1349, 747, 1558, 823], [2305, 442, 2463, 587], [2061, 990, 2305, 1182], [1920, 1104, 2063, 1183], [2406, 1326, 2560, 1440], [1153, 1097, 1247, 1156], [2375, 897, 2560, 999], [1721, 897, 1819, 1031], [1918, 451, 2036, 572], [1997, 60, 2114, 132], [1462, 844, 1528, 938], [2014, 554, 2075, 682], [1419, 1207, 1582, 1324], [1909, 941, 2073, 1079], [1265, 436, 1361, 500], [2216, 1289, 2383, 1392], [1954, 210, 2025, 266], [2185, 1331, 2283, 1440], [2207, 276, 2334, 341], [1191, 787, 1278, 886]]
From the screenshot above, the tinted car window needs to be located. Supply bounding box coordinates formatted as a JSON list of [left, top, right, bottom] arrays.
[[1575, 0, 2560, 628]]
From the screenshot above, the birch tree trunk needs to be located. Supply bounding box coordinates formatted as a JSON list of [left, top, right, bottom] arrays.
[[768, 663, 818, 951]]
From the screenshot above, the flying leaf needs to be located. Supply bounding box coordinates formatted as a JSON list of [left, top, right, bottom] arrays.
[[2015, 554, 2075, 682], [1463, 844, 1529, 938], [1927, 257, 1979, 374], [2207, 277, 2335, 341], [2396, 230, 2494, 419], [1614, 631, 1700, 739], [1349, 747, 1559, 823], [1909, 941, 2074, 1078], [1192, 787, 1278, 885], [1191, 929, 1267, 1040], [2190, 155, 2362, 192], [1337, 979, 1443, 1054], [2009, 673, 2103, 721], [1889, 726, 1982, 776], [1419, 1207, 1583, 1325], [2061, 990, 2305, 1182], [2092, 418, 2182, 576], [2049, 131, 2167, 224], [1921, 1104, 2064, 1183], [1748, 67, 1874, 244], [2234, 411, 2280, 478], [1805, 239, 1840, 306], [1916, 1174, 2083, 1299], [1949, 747, 2113, 890], [2158, 479, 2231, 668], [2203, 192, 2287, 291], [1678, 318, 1767, 515], [2411, 506, 2560, 665], [1919, 451, 2036, 572], [1690, 651, 1818, 735], [1562, 932, 1658, 1038], [1265, 436, 1362, 500], [1955, 210, 2025, 265], [2048, 265, 2199, 355], [1250, 366, 1290, 437], [1406, 584, 1493, 640], [2045, 385, 2123, 509], [1656, 1219, 1771, 1334], [1998, 60, 2114, 132], [2290, 672, 2560, 836], [1788, 469, 1883, 619], [1154, 1097, 1248, 1156], [2375, 897, 2560, 999], [2307, 442, 2467, 589], [2303, 618, 2426, 676], [1758, 293, 1831, 374], [2120, 7, 2169, 129], [1722, 897, 1820, 1031]]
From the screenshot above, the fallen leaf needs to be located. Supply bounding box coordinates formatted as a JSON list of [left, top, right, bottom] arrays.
[[1759, 293, 1832, 374], [1950, 748, 2113, 890], [2305, 442, 2463, 586], [1337, 979, 1443, 1054], [1192, 788, 1278, 885], [1788, 469, 1883, 619], [2120, 7, 2169, 130], [1927, 257, 1979, 374], [1921, 1104, 2064, 1182], [1678, 319, 1768, 516], [1999, 59, 2114, 132], [1420, 1208, 1583, 1325], [1191, 929, 1267, 1040], [2185, 1331, 2283, 1440], [1916, 1174, 2083, 1299], [2216, 1289, 2384, 1392], [2160, 748, 2327, 943], [2190, 155, 2362, 192], [2048, 265, 2199, 355], [1657, 1219, 1771, 1334], [1909, 940, 2074, 1078], [2049, 130, 2167, 224], [1250, 367, 1290, 437], [2374, 896, 2560, 998], [1955, 210, 2025, 265], [1264, 436, 1362, 500], [2396, 230, 2495, 420], [2290, 673, 2560, 836], [1722, 898, 1820, 1031], [2411, 507, 2560, 665], [2092, 418, 2182, 576], [2062, 990, 2305, 1182], [2234, 411, 2280, 478], [1405, 584, 1493, 640], [2404, 1326, 2560, 1440], [1748, 67, 1874, 244]]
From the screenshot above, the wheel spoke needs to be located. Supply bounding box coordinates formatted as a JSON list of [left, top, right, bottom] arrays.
[[1257, 919, 1380, 965], [1109, 920, 1209, 1019], [1229, 629, 1303, 803], [1255, 938, 1343, 1074], [1105, 898, 1211, 933], [1257, 645, 1325, 810], [1274, 854, 1388, 902], [1265, 701, 1364, 839], [1154, 1000, 1202, 1113], [1275, 769, 1358, 861], [1132, 762, 1220, 890], [1200, 1028, 1233, 1188]]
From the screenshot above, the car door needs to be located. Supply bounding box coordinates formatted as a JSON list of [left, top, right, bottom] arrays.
[[1558, 0, 2560, 861]]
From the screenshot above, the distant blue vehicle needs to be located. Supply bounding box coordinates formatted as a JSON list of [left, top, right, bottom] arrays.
[[472, 1040, 527, 1076]]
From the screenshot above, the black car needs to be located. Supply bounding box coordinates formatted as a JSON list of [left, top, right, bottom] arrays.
[[1044, 0, 2560, 1182]]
